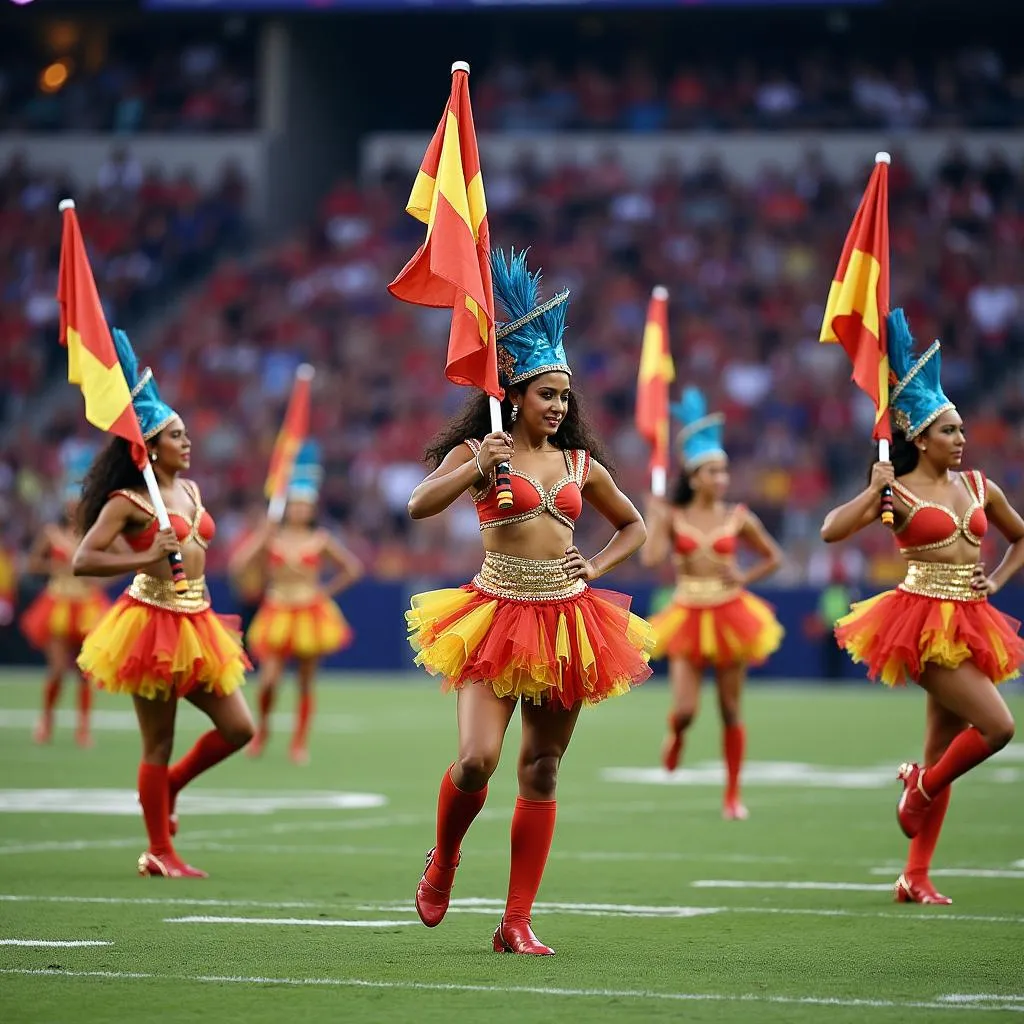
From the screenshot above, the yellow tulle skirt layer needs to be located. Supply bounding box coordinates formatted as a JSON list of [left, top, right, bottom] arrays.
[[649, 591, 784, 668], [407, 579, 654, 710], [78, 595, 251, 701], [247, 594, 353, 660], [835, 588, 1024, 687], [20, 587, 110, 650]]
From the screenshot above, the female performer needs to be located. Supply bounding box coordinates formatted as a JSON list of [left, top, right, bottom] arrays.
[[234, 441, 363, 764], [405, 250, 654, 955], [822, 309, 1022, 904], [642, 388, 784, 819], [20, 444, 109, 747], [73, 329, 254, 878]]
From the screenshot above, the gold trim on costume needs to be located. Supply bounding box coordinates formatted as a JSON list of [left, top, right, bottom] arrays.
[[898, 561, 984, 602], [672, 575, 740, 608], [46, 577, 95, 600], [127, 573, 210, 613], [472, 551, 586, 602], [266, 581, 321, 606]]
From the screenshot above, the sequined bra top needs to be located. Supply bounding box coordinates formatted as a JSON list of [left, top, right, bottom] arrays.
[[268, 541, 320, 568], [464, 440, 589, 532], [113, 480, 216, 553], [672, 505, 745, 558], [892, 470, 987, 556]]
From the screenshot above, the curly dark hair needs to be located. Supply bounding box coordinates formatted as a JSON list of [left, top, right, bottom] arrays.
[[423, 382, 614, 472], [78, 436, 148, 533], [671, 472, 695, 507]]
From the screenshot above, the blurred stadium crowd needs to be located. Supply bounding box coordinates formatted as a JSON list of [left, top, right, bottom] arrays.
[[1, 28, 1023, 589]]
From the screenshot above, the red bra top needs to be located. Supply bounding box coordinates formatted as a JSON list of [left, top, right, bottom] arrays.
[[464, 440, 589, 532], [268, 541, 320, 568], [673, 505, 745, 557], [893, 470, 987, 555], [49, 540, 73, 564], [112, 481, 216, 553]]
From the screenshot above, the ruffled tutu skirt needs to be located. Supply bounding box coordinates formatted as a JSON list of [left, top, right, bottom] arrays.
[[649, 578, 784, 668], [77, 575, 250, 701], [20, 583, 110, 650], [406, 552, 654, 710], [835, 564, 1024, 687], [248, 591, 353, 660]]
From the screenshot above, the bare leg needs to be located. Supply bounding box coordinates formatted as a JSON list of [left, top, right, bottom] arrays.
[[716, 663, 747, 818], [250, 654, 283, 756], [663, 656, 702, 771], [291, 657, 317, 764], [35, 640, 70, 743]]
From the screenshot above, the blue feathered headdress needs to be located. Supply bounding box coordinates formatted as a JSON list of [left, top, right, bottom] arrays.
[[887, 309, 955, 440], [288, 440, 322, 503], [671, 386, 726, 470], [491, 248, 570, 388], [110, 327, 177, 441], [60, 441, 97, 504]]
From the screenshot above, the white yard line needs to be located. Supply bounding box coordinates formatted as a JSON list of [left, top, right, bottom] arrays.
[[0, 710, 362, 734], [870, 868, 1024, 880], [165, 917, 418, 928], [0, 967, 1020, 1012], [692, 880, 895, 892], [0, 939, 112, 947]]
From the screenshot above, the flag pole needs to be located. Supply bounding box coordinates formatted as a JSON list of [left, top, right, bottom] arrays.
[[58, 199, 189, 592], [267, 363, 315, 523], [874, 151, 895, 528], [650, 285, 669, 498]]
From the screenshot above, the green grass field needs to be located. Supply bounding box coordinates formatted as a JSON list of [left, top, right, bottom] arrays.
[[0, 670, 1022, 1023]]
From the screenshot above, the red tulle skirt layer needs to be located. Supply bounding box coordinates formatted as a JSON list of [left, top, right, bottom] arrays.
[[20, 588, 110, 650], [649, 591, 784, 668], [835, 589, 1024, 687], [407, 584, 654, 710], [77, 595, 251, 701], [247, 594, 353, 660]]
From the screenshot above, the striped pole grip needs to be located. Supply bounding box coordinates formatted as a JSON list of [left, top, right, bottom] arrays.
[[495, 461, 513, 509]]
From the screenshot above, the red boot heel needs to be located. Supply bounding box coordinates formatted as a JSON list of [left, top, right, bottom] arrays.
[[894, 873, 952, 905], [137, 851, 208, 879], [415, 848, 459, 928], [492, 918, 554, 955], [896, 762, 932, 839]]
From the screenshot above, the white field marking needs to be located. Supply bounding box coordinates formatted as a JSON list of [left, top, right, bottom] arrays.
[[991, 742, 1024, 762], [942, 996, 1024, 1005], [990, 769, 1024, 783], [871, 868, 1024, 880], [0, 894, 327, 910], [0, 709, 362, 734], [165, 917, 418, 928], [0, 788, 386, 817], [0, 967, 1017, 1013], [692, 880, 895, 892], [606, 762, 939, 790], [0, 939, 112, 948]]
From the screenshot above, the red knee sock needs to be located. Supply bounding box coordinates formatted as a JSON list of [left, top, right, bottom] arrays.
[[77, 679, 92, 730], [168, 730, 239, 799], [430, 765, 487, 875], [922, 728, 994, 796], [723, 724, 746, 803], [42, 676, 61, 717], [257, 686, 275, 734], [292, 693, 314, 751], [504, 796, 557, 924], [905, 785, 951, 882], [138, 762, 174, 856]]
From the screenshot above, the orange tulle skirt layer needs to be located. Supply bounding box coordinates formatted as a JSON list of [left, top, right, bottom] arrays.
[[649, 590, 784, 668], [835, 588, 1024, 687], [407, 575, 654, 710], [20, 586, 110, 650], [78, 595, 250, 701], [247, 593, 353, 660]]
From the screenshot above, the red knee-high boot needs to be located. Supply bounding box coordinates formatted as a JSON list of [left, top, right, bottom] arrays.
[[415, 765, 487, 928], [167, 730, 240, 834], [137, 762, 206, 879], [896, 786, 953, 904], [494, 797, 557, 955], [249, 686, 275, 756], [290, 692, 314, 764], [75, 678, 93, 748], [662, 712, 688, 772], [723, 724, 747, 820], [34, 675, 61, 743]]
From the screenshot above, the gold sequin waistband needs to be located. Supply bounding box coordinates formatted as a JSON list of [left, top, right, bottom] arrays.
[[472, 551, 587, 602], [127, 573, 210, 613], [899, 561, 984, 603], [46, 577, 95, 600], [266, 580, 321, 607], [672, 575, 740, 608]]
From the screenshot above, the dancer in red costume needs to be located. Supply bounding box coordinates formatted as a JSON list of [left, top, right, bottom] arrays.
[[406, 251, 654, 955], [233, 441, 363, 764], [21, 444, 110, 747], [643, 388, 783, 819], [73, 329, 253, 879], [823, 309, 1023, 904]]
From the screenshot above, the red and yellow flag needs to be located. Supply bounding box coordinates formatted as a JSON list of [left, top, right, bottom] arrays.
[[819, 156, 892, 441], [265, 365, 313, 502], [635, 286, 675, 481], [57, 202, 147, 469], [387, 62, 501, 399]]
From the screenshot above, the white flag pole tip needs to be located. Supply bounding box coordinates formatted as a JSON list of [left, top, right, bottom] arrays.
[[58, 198, 76, 212], [296, 363, 315, 380], [451, 61, 470, 75], [875, 151, 891, 165], [652, 286, 669, 301]]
